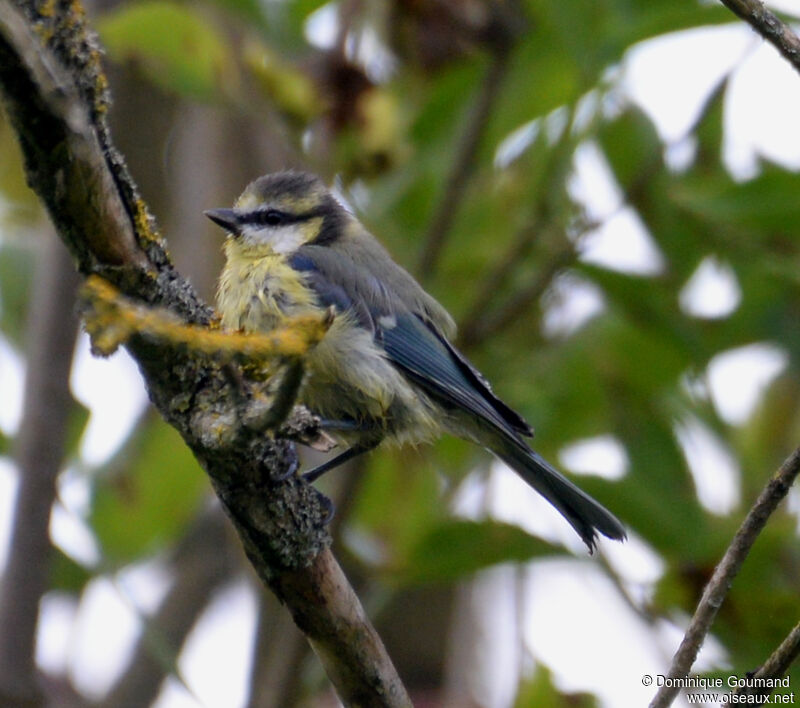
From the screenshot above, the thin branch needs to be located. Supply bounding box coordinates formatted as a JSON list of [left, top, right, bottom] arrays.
[[98, 508, 239, 708], [649, 445, 800, 708], [0, 3, 410, 705], [726, 619, 800, 704], [718, 0, 800, 75], [457, 146, 663, 351], [246, 594, 310, 708], [0, 239, 80, 707], [458, 218, 543, 331], [416, 48, 510, 281], [457, 235, 576, 349], [750, 620, 800, 685]]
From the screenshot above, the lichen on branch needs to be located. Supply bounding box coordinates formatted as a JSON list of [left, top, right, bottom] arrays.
[[81, 274, 333, 363]]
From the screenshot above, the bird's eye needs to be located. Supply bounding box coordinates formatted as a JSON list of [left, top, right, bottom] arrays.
[[259, 209, 284, 226]]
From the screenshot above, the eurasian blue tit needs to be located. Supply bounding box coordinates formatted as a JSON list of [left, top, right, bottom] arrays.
[[205, 171, 625, 550]]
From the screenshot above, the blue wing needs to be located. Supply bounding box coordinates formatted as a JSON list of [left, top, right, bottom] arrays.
[[289, 247, 627, 548], [380, 313, 532, 438], [290, 247, 532, 439]]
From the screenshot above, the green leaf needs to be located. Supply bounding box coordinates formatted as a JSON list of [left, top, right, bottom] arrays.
[[97, 2, 235, 101], [64, 400, 91, 460], [669, 166, 800, 235], [693, 76, 727, 163], [243, 39, 321, 124], [597, 107, 662, 193], [408, 61, 483, 149], [0, 118, 42, 227], [349, 448, 445, 557], [205, 0, 265, 26], [50, 547, 92, 594], [515, 664, 600, 708], [90, 415, 207, 563], [394, 519, 558, 585], [487, 36, 582, 147]]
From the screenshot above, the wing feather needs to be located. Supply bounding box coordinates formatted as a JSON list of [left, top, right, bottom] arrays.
[[289, 246, 532, 440]]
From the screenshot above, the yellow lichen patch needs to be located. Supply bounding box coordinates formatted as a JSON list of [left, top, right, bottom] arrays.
[[38, 0, 57, 19], [131, 198, 167, 251], [91, 57, 110, 114], [81, 275, 331, 362]]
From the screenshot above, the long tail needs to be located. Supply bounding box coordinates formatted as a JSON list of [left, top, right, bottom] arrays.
[[493, 438, 626, 551]]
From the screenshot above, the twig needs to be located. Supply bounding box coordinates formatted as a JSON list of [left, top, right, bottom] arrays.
[[0, 3, 411, 705], [0, 240, 80, 706], [718, 0, 800, 75], [457, 235, 576, 349], [649, 445, 800, 708], [416, 49, 510, 281], [247, 593, 311, 708], [458, 218, 543, 332], [98, 508, 239, 708], [726, 619, 800, 704]]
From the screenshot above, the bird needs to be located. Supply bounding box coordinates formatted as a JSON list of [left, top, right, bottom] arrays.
[[205, 170, 625, 550]]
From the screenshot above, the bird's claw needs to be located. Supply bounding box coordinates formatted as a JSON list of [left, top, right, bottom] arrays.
[[274, 456, 299, 482], [310, 487, 336, 525]]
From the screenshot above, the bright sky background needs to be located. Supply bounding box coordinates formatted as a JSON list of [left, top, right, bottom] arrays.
[[2, 5, 800, 707]]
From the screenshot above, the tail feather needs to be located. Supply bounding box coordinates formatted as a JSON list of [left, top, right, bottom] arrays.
[[494, 439, 626, 551]]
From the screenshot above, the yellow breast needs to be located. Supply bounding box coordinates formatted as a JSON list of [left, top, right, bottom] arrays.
[[216, 240, 317, 332]]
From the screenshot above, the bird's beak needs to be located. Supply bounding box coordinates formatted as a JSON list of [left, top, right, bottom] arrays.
[[204, 208, 240, 234]]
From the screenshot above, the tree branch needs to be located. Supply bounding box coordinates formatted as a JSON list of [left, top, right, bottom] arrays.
[[0, 2, 410, 704], [649, 445, 800, 708], [416, 49, 510, 281], [457, 233, 575, 349], [0, 238, 80, 707], [98, 508, 239, 708], [246, 593, 310, 708], [270, 548, 410, 706], [727, 618, 800, 704], [718, 0, 800, 75], [246, 459, 365, 707]]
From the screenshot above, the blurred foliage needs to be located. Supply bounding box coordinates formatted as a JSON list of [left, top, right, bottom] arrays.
[[393, 518, 558, 585], [514, 665, 600, 708], [90, 414, 207, 563], [97, 2, 237, 101], [0, 242, 34, 348], [2, 0, 800, 704]]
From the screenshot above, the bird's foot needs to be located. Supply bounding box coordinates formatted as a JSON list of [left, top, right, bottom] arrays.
[[273, 455, 299, 482], [310, 487, 336, 525]]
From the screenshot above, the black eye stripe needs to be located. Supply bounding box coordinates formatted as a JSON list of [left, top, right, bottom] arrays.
[[260, 209, 284, 226], [241, 208, 288, 226], [241, 206, 327, 227]]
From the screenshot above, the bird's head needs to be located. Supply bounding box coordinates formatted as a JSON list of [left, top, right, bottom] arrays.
[[205, 171, 348, 254]]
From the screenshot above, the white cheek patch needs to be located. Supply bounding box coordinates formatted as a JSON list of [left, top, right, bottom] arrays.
[[241, 223, 306, 253]]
